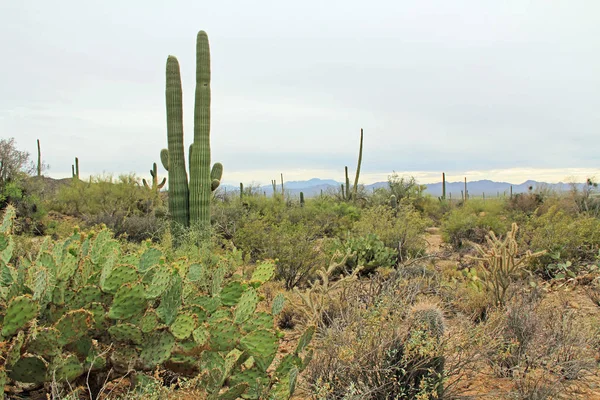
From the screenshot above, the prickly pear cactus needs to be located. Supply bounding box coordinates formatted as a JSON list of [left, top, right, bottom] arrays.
[[0, 204, 312, 398]]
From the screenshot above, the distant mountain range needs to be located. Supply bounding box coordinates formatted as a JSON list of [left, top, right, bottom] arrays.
[[221, 178, 584, 198]]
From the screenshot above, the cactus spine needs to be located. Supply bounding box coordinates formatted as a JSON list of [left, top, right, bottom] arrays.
[[143, 162, 167, 192], [161, 31, 222, 229]]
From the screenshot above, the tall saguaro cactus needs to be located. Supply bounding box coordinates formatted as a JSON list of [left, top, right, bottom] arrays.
[[161, 31, 223, 228], [342, 128, 364, 201], [36, 139, 41, 177]]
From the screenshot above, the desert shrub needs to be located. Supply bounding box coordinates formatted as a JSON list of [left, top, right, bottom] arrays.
[[522, 205, 600, 276], [330, 233, 397, 274], [50, 174, 163, 242], [483, 292, 597, 394], [506, 192, 544, 215], [306, 299, 446, 399], [351, 203, 430, 261], [441, 199, 511, 249], [233, 215, 325, 289]]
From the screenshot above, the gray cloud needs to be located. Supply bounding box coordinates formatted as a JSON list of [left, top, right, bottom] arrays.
[[2, 1, 599, 183]]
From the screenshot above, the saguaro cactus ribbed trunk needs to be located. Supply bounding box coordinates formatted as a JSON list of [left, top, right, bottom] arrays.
[[161, 31, 223, 229]]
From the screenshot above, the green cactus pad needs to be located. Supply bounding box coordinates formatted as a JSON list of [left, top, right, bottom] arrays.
[[186, 263, 204, 282], [271, 293, 285, 316], [220, 281, 245, 306], [208, 309, 232, 324], [183, 305, 207, 324], [156, 274, 182, 325], [140, 331, 176, 368], [26, 327, 61, 357], [301, 348, 314, 370], [6, 331, 25, 367], [57, 252, 78, 282], [32, 267, 53, 307], [52, 353, 84, 382], [169, 313, 196, 340], [109, 323, 143, 344], [295, 326, 315, 355], [102, 265, 138, 293], [209, 319, 240, 352], [55, 309, 93, 346], [140, 310, 160, 333], [229, 368, 270, 400], [274, 354, 302, 377], [73, 285, 104, 308], [139, 248, 163, 272], [87, 302, 107, 330], [192, 326, 210, 346], [145, 265, 172, 299], [108, 282, 147, 320], [191, 295, 220, 314], [8, 355, 47, 384], [37, 252, 56, 273], [110, 347, 139, 373], [240, 329, 278, 372], [244, 312, 274, 334], [2, 295, 39, 337], [251, 262, 275, 284], [234, 287, 258, 324], [219, 383, 249, 400]]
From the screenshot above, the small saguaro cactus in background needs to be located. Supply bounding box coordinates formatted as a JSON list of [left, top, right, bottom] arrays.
[[390, 194, 397, 210], [239, 182, 244, 200], [271, 179, 277, 197], [161, 30, 223, 229], [441, 172, 446, 200], [300, 191, 305, 207], [280, 173, 285, 197], [71, 157, 79, 179], [36, 139, 41, 177], [464, 177, 468, 202], [143, 162, 167, 192], [341, 128, 364, 201]]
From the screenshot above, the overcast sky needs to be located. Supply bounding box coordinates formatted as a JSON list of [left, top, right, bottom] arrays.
[[2, 1, 599, 185]]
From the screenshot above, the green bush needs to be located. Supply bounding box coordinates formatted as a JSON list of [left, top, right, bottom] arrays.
[[331, 233, 398, 274], [441, 199, 511, 248], [233, 214, 325, 289], [50, 174, 163, 242], [352, 203, 430, 260], [522, 205, 600, 276]]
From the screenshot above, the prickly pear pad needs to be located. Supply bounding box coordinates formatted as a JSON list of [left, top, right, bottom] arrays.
[[234, 287, 259, 324], [251, 262, 275, 284], [169, 313, 197, 340], [55, 309, 93, 346], [2, 295, 38, 337], [8, 355, 47, 384], [102, 265, 138, 293], [108, 282, 146, 320], [140, 331, 176, 368], [108, 323, 143, 344], [240, 329, 278, 372]]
